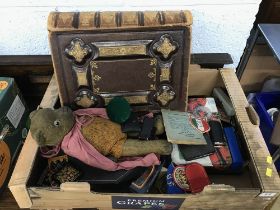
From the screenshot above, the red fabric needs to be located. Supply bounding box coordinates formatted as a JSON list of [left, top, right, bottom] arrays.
[[185, 163, 210, 193], [187, 98, 219, 121], [61, 108, 160, 171], [188, 98, 206, 112], [209, 146, 232, 169]]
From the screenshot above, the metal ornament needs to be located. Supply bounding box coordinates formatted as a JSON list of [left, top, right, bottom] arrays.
[[148, 67, 156, 82], [154, 85, 176, 106], [90, 61, 101, 94], [72, 65, 89, 87], [153, 34, 178, 60], [92, 40, 152, 57], [65, 38, 92, 64], [104, 95, 148, 105], [159, 61, 173, 82], [74, 89, 98, 108]]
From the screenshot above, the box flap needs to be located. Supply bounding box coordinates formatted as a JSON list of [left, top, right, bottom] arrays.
[[220, 69, 280, 193], [8, 76, 59, 208]]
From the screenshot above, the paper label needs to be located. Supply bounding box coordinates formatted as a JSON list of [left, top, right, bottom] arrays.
[[259, 192, 277, 198], [6, 95, 25, 129], [266, 156, 273, 164], [266, 168, 273, 177], [112, 196, 185, 209], [0, 81, 8, 91]]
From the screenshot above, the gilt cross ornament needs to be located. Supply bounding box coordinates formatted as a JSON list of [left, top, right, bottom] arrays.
[[157, 38, 176, 58], [153, 34, 178, 60], [65, 38, 92, 64], [154, 85, 175, 106]]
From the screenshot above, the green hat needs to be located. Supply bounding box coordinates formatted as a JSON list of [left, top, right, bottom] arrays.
[[106, 96, 131, 124]]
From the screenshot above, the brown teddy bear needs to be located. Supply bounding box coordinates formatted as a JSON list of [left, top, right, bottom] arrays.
[[30, 107, 172, 159]]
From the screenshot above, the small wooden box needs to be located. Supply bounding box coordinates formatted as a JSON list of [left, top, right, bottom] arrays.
[[9, 11, 280, 210], [48, 11, 192, 111]]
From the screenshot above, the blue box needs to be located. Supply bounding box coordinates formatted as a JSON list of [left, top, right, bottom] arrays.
[[255, 91, 280, 170], [223, 127, 244, 171]]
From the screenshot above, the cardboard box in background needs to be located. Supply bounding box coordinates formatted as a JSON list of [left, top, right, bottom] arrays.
[[0, 77, 29, 195]]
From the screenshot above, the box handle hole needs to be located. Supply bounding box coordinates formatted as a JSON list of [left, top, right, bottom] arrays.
[[246, 105, 260, 126], [60, 182, 91, 193]]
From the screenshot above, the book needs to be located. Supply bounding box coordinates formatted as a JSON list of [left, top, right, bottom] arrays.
[[161, 109, 207, 145], [178, 134, 215, 161], [171, 144, 213, 167]]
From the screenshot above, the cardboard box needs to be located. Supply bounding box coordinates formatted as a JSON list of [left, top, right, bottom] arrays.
[[8, 11, 280, 209], [0, 77, 29, 195], [8, 67, 280, 209]]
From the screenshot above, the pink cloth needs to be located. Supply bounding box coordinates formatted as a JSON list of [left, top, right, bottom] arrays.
[[61, 108, 160, 171]]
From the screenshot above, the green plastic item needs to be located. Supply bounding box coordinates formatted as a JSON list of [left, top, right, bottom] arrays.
[[106, 96, 131, 123]]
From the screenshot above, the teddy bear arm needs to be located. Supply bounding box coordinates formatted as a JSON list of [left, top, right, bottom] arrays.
[[121, 139, 172, 157]]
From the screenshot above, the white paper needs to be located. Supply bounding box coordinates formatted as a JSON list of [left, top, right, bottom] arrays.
[[6, 95, 25, 128]]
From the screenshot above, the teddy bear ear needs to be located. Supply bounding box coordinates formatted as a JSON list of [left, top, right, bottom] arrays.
[[29, 110, 38, 119]]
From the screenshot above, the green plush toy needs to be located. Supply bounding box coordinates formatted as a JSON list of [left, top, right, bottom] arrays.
[[29, 107, 172, 158]]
